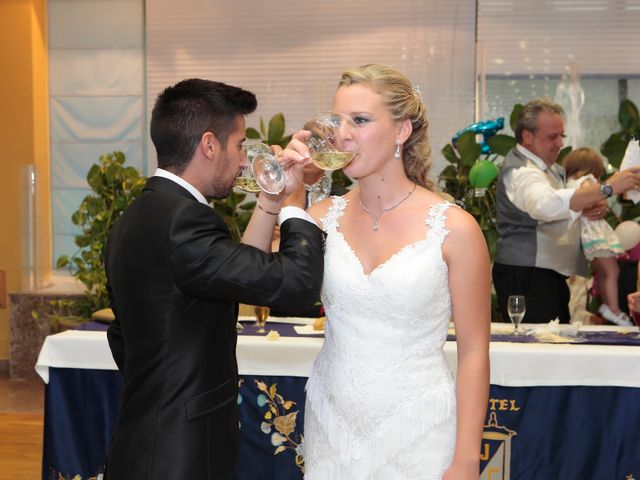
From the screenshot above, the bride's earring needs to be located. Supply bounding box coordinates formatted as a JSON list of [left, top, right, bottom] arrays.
[[394, 144, 401, 159]]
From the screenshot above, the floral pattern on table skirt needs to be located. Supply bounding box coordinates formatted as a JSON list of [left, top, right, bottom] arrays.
[[237, 375, 308, 479]]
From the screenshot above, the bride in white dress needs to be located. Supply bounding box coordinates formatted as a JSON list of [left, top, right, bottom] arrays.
[[255, 64, 490, 479]]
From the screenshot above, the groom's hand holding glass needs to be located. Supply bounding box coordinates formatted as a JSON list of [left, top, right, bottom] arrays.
[[239, 142, 306, 215], [239, 141, 312, 253]]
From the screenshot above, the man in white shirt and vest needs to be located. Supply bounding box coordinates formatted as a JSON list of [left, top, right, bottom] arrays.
[[493, 97, 640, 323]]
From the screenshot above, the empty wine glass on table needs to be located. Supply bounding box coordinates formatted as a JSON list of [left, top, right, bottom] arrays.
[[303, 112, 360, 171], [234, 141, 285, 194], [254, 306, 270, 334], [507, 295, 526, 335]]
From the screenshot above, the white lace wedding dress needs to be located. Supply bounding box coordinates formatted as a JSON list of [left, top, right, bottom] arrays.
[[303, 197, 457, 480]]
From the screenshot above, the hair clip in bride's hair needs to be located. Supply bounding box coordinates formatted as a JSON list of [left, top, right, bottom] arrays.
[[412, 84, 423, 100]]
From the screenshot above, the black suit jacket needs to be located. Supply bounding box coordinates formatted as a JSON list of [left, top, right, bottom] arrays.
[[104, 176, 324, 480]]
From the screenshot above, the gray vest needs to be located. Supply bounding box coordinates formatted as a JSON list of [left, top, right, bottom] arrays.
[[494, 148, 587, 277]]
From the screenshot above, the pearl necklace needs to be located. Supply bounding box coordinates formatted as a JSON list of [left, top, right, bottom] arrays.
[[358, 183, 417, 231]]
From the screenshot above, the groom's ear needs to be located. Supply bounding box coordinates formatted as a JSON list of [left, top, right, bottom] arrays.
[[200, 131, 218, 161]]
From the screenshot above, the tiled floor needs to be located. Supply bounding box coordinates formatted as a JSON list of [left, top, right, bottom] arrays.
[[0, 377, 44, 414]]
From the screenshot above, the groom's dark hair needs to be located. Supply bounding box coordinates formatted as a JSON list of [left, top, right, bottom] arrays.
[[150, 78, 257, 173]]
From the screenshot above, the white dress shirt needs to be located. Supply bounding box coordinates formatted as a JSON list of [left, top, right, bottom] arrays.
[[153, 168, 208, 205], [503, 145, 581, 223], [278, 206, 318, 227]]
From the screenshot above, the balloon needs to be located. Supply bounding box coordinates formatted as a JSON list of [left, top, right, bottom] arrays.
[[453, 117, 505, 154], [614, 221, 640, 251], [469, 160, 499, 188]]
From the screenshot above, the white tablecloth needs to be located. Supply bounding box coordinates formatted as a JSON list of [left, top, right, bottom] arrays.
[[35, 322, 640, 388]]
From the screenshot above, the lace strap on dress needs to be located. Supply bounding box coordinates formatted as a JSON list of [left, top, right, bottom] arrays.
[[425, 202, 456, 245], [319, 196, 348, 231]]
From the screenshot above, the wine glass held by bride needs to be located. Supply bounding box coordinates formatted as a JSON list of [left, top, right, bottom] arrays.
[[286, 65, 491, 480], [303, 112, 360, 171], [280, 112, 359, 173]]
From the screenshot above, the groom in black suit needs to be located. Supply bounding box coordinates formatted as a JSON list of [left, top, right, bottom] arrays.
[[104, 79, 324, 480]]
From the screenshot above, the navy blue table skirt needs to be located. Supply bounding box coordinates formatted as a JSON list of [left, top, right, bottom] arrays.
[[42, 366, 640, 480]]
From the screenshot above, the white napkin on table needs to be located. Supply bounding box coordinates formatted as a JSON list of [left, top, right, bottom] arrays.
[[293, 325, 324, 335], [526, 318, 582, 342]]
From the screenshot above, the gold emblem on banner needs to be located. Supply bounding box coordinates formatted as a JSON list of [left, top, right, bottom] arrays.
[[480, 412, 517, 479]]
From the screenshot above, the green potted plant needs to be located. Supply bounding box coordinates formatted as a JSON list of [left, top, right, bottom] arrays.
[[245, 112, 293, 149], [438, 114, 517, 260], [53, 151, 147, 323]]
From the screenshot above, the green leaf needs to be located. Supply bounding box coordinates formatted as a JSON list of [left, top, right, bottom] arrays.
[[246, 127, 261, 140], [620, 201, 640, 222], [277, 134, 293, 150], [455, 131, 482, 167], [71, 211, 85, 226], [56, 255, 70, 269], [267, 113, 286, 145], [441, 143, 459, 164], [331, 169, 353, 189], [114, 151, 126, 165], [259, 117, 266, 137], [75, 236, 91, 248], [105, 164, 119, 184], [86, 164, 101, 191], [619, 99, 640, 131], [438, 164, 458, 180], [486, 134, 516, 156], [601, 132, 629, 169], [556, 146, 572, 164], [509, 104, 524, 132]]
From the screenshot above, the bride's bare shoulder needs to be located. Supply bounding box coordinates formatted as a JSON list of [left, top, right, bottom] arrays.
[[417, 188, 482, 236], [443, 202, 481, 232]]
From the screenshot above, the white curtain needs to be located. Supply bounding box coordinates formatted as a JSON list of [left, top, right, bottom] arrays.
[[478, 0, 640, 77], [146, 0, 478, 177], [48, 0, 145, 263]]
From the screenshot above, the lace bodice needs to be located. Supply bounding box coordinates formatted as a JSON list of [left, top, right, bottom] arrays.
[[303, 196, 457, 479]]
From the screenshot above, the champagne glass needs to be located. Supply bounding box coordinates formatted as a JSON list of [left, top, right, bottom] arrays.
[[303, 112, 360, 171], [507, 295, 526, 335], [254, 306, 270, 334], [234, 141, 285, 194]]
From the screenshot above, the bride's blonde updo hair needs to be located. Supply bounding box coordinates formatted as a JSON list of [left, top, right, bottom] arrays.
[[338, 64, 433, 190]]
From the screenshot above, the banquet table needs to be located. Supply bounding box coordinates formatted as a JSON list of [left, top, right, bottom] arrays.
[[35, 320, 640, 480]]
